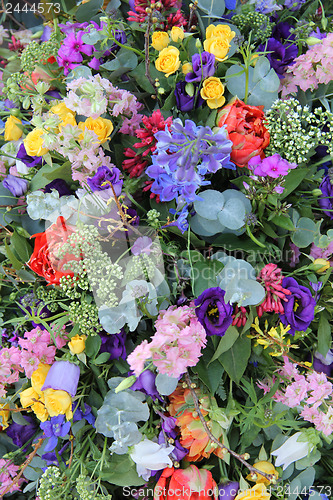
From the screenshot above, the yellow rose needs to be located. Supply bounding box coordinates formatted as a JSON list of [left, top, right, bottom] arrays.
[[151, 31, 170, 51], [31, 364, 51, 395], [68, 334, 86, 355], [44, 388, 73, 420], [59, 113, 77, 131], [247, 461, 278, 485], [170, 26, 184, 43], [312, 258, 330, 273], [182, 62, 193, 75], [155, 46, 180, 77], [0, 404, 10, 429], [20, 387, 40, 408], [200, 76, 225, 109], [24, 128, 49, 156], [78, 117, 114, 144], [31, 401, 49, 422], [4, 115, 23, 141], [204, 36, 230, 62], [49, 102, 75, 120], [206, 23, 235, 42], [235, 484, 271, 500]]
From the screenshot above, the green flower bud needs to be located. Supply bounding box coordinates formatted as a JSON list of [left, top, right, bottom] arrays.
[[114, 375, 137, 393]]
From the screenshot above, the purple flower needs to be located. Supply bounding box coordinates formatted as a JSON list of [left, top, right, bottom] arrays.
[[130, 369, 161, 400], [16, 143, 43, 168], [185, 52, 215, 83], [41, 25, 52, 42], [131, 236, 153, 256], [272, 22, 295, 43], [3, 174, 28, 196], [64, 31, 94, 57], [99, 329, 127, 360], [42, 442, 69, 466], [40, 415, 71, 452], [108, 30, 127, 54], [175, 81, 204, 113], [309, 28, 327, 40], [87, 165, 123, 197], [319, 175, 333, 219], [157, 414, 188, 461], [73, 403, 95, 425], [249, 154, 296, 178], [255, 0, 281, 14], [312, 350, 333, 377], [258, 38, 298, 78], [194, 287, 233, 337], [59, 22, 90, 34], [42, 361, 80, 397], [218, 482, 239, 500], [284, 0, 306, 11], [44, 178, 72, 197], [6, 415, 38, 448], [279, 277, 316, 335], [57, 47, 83, 76]]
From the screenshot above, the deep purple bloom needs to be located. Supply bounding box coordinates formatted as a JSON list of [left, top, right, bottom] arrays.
[[42, 442, 70, 466], [73, 402, 95, 425], [258, 38, 298, 78], [218, 482, 239, 500], [99, 329, 127, 360], [87, 165, 123, 197], [6, 415, 38, 448], [185, 52, 215, 83], [175, 81, 204, 113], [272, 22, 295, 43], [16, 143, 42, 168], [44, 178, 72, 197], [319, 175, 333, 219], [131, 236, 153, 256], [194, 287, 233, 336], [312, 350, 333, 377], [130, 369, 161, 400], [40, 415, 71, 452], [279, 277, 316, 335], [3, 174, 28, 196], [157, 414, 188, 461], [42, 361, 80, 396]]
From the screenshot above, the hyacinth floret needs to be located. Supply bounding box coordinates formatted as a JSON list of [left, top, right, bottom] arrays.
[[146, 119, 233, 204]]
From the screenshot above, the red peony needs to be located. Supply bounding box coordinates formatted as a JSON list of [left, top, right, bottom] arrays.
[[217, 98, 270, 167], [154, 465, 218, 500], [27, 216, 78, 286]]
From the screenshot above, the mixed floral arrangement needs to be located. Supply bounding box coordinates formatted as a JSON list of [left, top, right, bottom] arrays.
[[0, 0, 333, 498]]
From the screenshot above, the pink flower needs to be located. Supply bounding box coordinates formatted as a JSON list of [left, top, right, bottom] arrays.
[[284, 378, 309, 406], [0, 458, 25, 495]]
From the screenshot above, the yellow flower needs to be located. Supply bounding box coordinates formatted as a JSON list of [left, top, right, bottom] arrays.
[[68, 334, 86, 355], [31, 401, 49, 422], [312, 258, 330, 273], [151, 31, 170, 51], [59, 112, 77, 131], [78, 117, 114, 144], [247, 461, 278, 485], [4, 115, 23, 141], [182, 62, 193, 75], [24, 128, 49, 156], [31, 363, 51, 395], [235, 484, 271, 500], [20, 387, 40, 408], [206, 23, 235, 42], [49, 102, 75, 120], [0, 404, 10, 429], [44, 388, 73, 420], [170, 26, 184, 43], [204, 36, 231, 62], [155, 46, 180, 77], [200, 77, 225, 109]]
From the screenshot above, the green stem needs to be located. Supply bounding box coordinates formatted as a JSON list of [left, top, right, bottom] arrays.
[[246, 225, 266, 248]]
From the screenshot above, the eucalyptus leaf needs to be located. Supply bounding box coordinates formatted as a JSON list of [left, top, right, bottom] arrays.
[[155, 373, 179, 395], [197, 0, 225, 18]]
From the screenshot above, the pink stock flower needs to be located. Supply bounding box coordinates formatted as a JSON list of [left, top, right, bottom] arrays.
[[284, 377, 309, 406]]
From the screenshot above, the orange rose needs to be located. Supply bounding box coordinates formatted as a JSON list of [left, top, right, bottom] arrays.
[[217, 98, 270, 167]]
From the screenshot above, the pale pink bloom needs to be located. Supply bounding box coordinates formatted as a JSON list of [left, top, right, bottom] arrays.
[[284, 378, 309, 407], [313, 406, 333, 436], [127, 340, 151, 375], [300, 405, 320, 424]]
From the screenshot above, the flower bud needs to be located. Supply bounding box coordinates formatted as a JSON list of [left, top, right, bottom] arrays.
[[182, 62, 193, 75], [306, 36, 322, 45], [114, 375, 137, 393], [312, 188, 322, 196], [311, 258, 330, 273], [68, 334, 86, 355], [36, 81, 50, 95], [195, 39, 202, 48]]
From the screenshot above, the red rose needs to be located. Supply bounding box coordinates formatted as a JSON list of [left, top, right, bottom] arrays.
[[154, 465, 218, 500], [217, 98, 270, 167], [27, 216, 78, 285]]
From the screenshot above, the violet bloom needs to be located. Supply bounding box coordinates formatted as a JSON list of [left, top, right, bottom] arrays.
[[87, 165, 123, 197], [194, 287, 233, 337], [44, 178, 72, 197], [42, 442, 70, 466], [131, 236, 153, 256], [16, 143, 42, 168], [319, 175, 333, 219], [218, 482, 239, 500], [64, 31, 94, 57], [175, 81, 204, 113], [279, 277, 316, 335], [59, 22, 90, 34], [7, 415, 38, 448], [258, 38, 298, 78], [40, 415, 71, 452], [309, 28, 327, 40], [313, 350, 333, 377], [42, 361, 80, 397], [41, 25, 52, 42], [99, 329, 127, 361], [3, 174, 28, 196], [57, 47, 83, 76], [72, 403, 95, 425], [130, 369, 161, 400], [284, 0, 306, 11], [158, 414, 188, 461], [185, 52, 215, 83], [249, 154, 296, 178]]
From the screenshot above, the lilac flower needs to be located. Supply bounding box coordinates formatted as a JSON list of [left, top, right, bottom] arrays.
[[158, 416, 188, 462], [175, 81, 204, 113], [73, 403, 95, 425], [44, 179, 72, 197], [194, 287, 233, 337], [42, 442, 70, 467], [319, 175, 333, 219], [87, 165, 123, 197], [130, 369, 161, 400], [168, 204, 190, 234], [258, 38, 298, 78], [41, 25, 52, 42], [57, 47, 83, 76], [131, 236, 153, 256], [279, 277, 316, 335], [248, 154, 296, 178], [99, 329, 127, 360], [253, 0, 281, 15], [218, 482, 239, 500], [3, 175, 28, 196], [16, 143, 42, 168], [42, 361, 80, 397], [284, 0, 306, 11], [309, 28, 327, 40], [6, 415, 38, 448], [40, 415, 71, 452], [59, 22, 90, 35], [185, 52, 216, 83], [146, 118, 233, 204]]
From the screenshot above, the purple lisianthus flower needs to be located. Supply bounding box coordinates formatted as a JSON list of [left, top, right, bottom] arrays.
[[44, 178, 72, 197], [16, 143, 42, 168], [132, 236, 153, 256], [272, 22, 295, 43], [258, 38, 298, 77], [319, 175, 333, 219], [157, 414, 188, 461], [279, 277, 316, 335], [40, 415, 71, 452], [6, 415, 38, 448], [99, 328, 127, 360], [130, 369, 161, 400], [312, 350, 333, 377], [185, 52, 215, 83], [42, 361, 80, 397], [73, 402, 95, 425], [175, 81, 204, 113], [87, 165, 123, 197], [194, 287, 233, 336], [218, 482, 239, 500], [3, 174, 28, 196]]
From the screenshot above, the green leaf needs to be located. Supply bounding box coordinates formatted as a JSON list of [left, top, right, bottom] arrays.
[[317, 313, 331, 357], [209, 326, 239, 364], [100, 454, 145, 486], [291, 217, 317, 248], [197, 0, 225, 18], [162, 91, 176, 111], [218, 335, 251, 383], [192, 260, 224, 297], [85, 335, 102, 358], [76, 0, 103, 22], [94, 352, 111, 365], [30, 162, 73, 190], [11, 231, 31, 263], [280, 168, 310, 200], [270, 214, 295, 231], [192, 344, 224, 393], [4, 239, 23, 270]]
